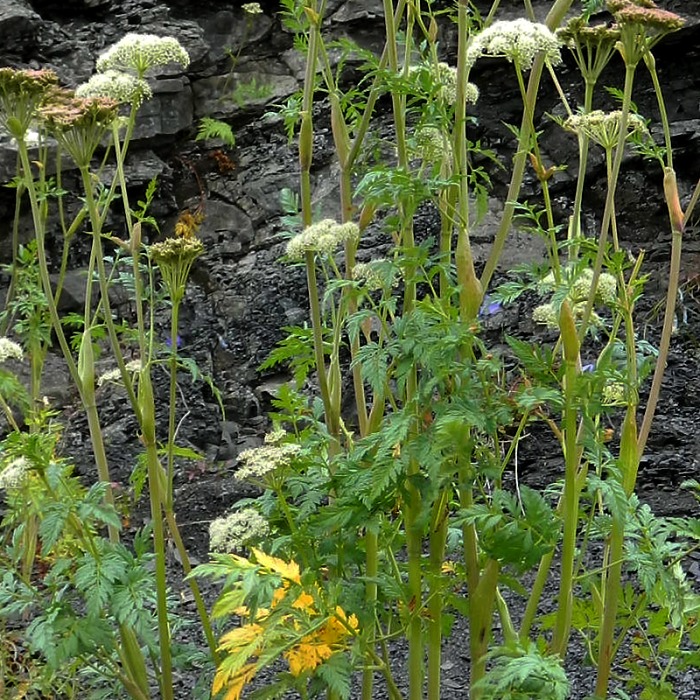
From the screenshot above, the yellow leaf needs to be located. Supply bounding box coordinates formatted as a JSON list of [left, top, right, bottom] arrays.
[[272, 586, 288, 608], [252, 548, 301, 583], [212, 662, 257, 700], [292, 590, 316, 612], [234, 605, 270, 621], [285, 642, 333, 676], [218, 623, 264, 652], [334, 606, 359, 632], [441, 561, 456, 575]]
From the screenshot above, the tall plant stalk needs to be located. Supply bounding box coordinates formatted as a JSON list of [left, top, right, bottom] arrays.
[[480, 0, 574, 290]]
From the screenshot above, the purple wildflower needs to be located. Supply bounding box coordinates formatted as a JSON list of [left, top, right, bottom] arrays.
[[165, 334, 183, 349], [479, 297, 503, 317]]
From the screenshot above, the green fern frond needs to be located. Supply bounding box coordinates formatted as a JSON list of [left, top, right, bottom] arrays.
[[196, 117, 236, 147]]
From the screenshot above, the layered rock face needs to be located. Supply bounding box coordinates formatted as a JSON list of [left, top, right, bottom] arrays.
[[0, 0, 698, 463]]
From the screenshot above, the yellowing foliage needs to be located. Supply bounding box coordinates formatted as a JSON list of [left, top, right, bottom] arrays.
[[252, 547, 301, 582], [212, 662, 257, 700], [212, 552, 359, 698]]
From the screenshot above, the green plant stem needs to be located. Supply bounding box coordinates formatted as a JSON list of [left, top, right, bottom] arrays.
[[17, 145, 120, 542], [644, 50, 673, 170], [0, 174, 24, 336], [595, 410, 637, 696], [454, 0, 482, 321], [109, 120, 143, 417], [596, 283, 640, 694], [304, 250, 338, 437], [551, 301, 581, 656], [362, 525, 378, 700], [165, 299, 181, 509], [480, 0, 574, 291], [17, 145, 80, 390], [427, 491, 448, 700], [0, 394, 20, 432], [519, 549, 554, 642], [163, 510, 219, 662], [637, 185, 682, 457], [684, 177, 700, 224], [469, 559, 500, 700], [383, 0, 421, 694], [577, 61, 637, 342], [636, 51, 682, 457], [29, 338, 44, 413], [569, 80, 595, 260], [139, 372, 174, 700], [297, 13, 336, 440]]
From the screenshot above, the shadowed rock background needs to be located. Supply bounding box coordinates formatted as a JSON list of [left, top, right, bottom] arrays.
[[0, 0, 699, 543]]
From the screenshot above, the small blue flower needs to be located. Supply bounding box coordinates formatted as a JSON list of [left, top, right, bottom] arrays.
[[581, 363, 595, 373], [165, 334, 182, 349], [479, 297, 503, 317]]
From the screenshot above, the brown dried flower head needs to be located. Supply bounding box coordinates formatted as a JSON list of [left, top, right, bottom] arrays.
[[39, 95, 119, 131], [607, 0, 685, 33], [0, 68, 59, 137], [174, 209, 205, 240], [0, 68, 58, 99]]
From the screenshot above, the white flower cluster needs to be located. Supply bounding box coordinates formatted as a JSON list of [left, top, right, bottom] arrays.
[[0, 337, 23, 362], [409, 62, 479, 106], [435, 62, 458, 104], [564, 110, 649, 151], [539, 266, 617, 305], [242, 2, 263, 14], [96, 33, 190, 77], [532, 300, 602, 330], [353, 262, 385, 292], [236, 440, 301, 481], [412, 126, 452, 164], [286, 219, 360, 261], [532, 303, 559, 329], [602, 381, 626, 406], [76, 69, 152, 107], [97, 359, 142, 388], [533, 266, 616, 330], [467, 18, 562, 70], [353, 259, 397, 292], [0, 456, 30, 490], [464, 81, 480, 105], [209, 508, 269, 553], [264, 428, 287, 445]]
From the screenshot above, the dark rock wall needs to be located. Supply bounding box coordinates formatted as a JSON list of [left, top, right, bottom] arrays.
[[0, 0, 698, 463]]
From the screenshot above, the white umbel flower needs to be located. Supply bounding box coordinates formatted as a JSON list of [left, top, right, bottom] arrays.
[[286, 219, 360, 261], [236, 441, 301, 481], [412, 126, 452, 164], [209, 508, 269, 552], [0, 337, 23, 362], [0, 457, 29, 489], [468, 18, 562, 70], [242, 2, 263, 14], [564, 110, 648, 151], [96, 34, 190, 77], [97, 359, 142, 388], [602, 382, 626, 406], [76, 70, 152, 107], [352, 260, 393, 292], [540, 266, 617, 307], [532, 303, 559, 329]]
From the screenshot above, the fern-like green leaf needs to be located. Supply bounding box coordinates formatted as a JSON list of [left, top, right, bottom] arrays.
[[196, 117, 236, 147]]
